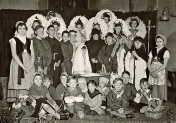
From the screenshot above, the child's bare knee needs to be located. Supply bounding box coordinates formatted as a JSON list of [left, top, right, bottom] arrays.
[[78, 111, 84, 119]]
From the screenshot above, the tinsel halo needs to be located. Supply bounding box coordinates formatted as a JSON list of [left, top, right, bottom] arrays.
[[84, 17, 108, 41], [95, 9, 117, 27], [109, 19, 131, 36], [68, 15, 88, 33], [44, 17, 66, 40], [46, 11, 64, 22], [125, 16, 147, 38], [26, 14, 47, 38]]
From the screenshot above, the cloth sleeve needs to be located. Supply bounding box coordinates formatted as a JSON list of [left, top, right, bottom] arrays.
[[92, 94, 102, 110], [122, 94, 129, 110], [49, 86, 57, 100], [98, 45, 107, 65], [163, 50, 170, 58], [55, 84, 64, 100]]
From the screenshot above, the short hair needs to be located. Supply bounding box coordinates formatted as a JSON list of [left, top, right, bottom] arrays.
[[81, 45, 87, 50], [43, 75, 53, 85], [47, 25, 55, 30], [67, 76, 77, 83], [51, 20, 60, 27], [33, 73, 43, 81], [60, 72, 68, 79], [134, 36, 144, 43], [32, 20, 42, 30], [87, 80, 97, 87], [122, 71, 130, 76], [62, 30, 69, 36], [105, 32, 113, 38], [113, 78, 123, 85], [102, 12, 110, 19], [129, 18, 139, 27], [140, 78, 148, 85], [69, 30, 77, 34], [34, 25, 44, 32]]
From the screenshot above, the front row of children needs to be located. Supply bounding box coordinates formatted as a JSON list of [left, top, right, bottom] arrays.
[[13, 71, 163, 120]]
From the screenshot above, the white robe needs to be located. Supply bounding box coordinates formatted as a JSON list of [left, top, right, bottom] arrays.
[[72, 44, 92, 75]]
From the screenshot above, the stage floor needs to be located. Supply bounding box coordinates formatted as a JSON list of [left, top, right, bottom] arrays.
[[20, 101, 176, 123]]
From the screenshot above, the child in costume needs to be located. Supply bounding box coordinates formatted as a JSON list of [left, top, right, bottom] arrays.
[[60, 31, 73, 76], [130, 36, 148, 90], [84, 80, 104, 115], [45, 25, 64, 87], [28, 73, 65, 120], [106, 78, 134, 119], [32, 25, 52, 74], [134, 78, 156, 113], [96, 77, 110, 109], [78, 78, 88, 96], [43, 75, 57, 100], [72, 45, 92, 75], [122, 71, 137, 102], [86, 28, 105, 73], [148, 34, 170, 112], [64, 76, 84, 119], [98, 32, 117, 73]]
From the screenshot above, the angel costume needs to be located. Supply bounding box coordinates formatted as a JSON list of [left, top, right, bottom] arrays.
[[72, 45, 92, 75], [8, 34, 35, 102]]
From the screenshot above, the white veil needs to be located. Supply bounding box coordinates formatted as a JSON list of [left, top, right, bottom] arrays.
[[72, 44, 92, 75]]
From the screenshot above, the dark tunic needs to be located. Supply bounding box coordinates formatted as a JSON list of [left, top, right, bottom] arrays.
[[60, 40, 73, 76], [124, 83, 137, 101], [48, 85, 57, 100], [107, 90, 129, 111], [85, 39, 105, 73], [32, 37, 52, 70], [98, 44, 117, 73], [45, 36, 64, 87]]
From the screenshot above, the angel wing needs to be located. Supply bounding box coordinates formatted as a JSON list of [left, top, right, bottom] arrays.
[[84, 17, 108, 40], [125, 16, 147, 38], [109, 19, 131, 37], [68, 15, 88, 28], [26, 14, 47, 38], [95, 9, 117, 27], [44, 17, 66, 40]]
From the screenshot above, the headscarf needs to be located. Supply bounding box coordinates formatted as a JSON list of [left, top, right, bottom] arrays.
[[155, 34, 167, 45]]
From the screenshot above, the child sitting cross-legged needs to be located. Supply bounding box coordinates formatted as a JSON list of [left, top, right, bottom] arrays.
[[106, 78, 135, 119], [64, 76, 84, 119], [96, 77, 110, 109], [134, 78, 157, 113], [84, 80, 105, 115], [28, 73, 67, 120]]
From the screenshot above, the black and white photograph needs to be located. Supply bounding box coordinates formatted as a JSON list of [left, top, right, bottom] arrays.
[[0, 0, 176, 122]]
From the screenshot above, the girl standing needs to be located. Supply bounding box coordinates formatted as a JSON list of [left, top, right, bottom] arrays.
[[7, 21, 35, 102], [148, 34, 170, 112]]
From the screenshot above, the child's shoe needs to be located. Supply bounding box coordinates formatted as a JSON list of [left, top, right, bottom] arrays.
[[60, 114, 69, 120], [126, 113, 135, 119]]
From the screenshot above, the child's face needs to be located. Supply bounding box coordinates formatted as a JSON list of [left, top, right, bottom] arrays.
[[32, 21, 40, 31], [76, 24, 83, 32], [99, 78, 107, 88], [103, 17, 110, 24], [131, 20, 138, 28], [53, 24, 60, 32], [140, 81, 149, 91], [78, 81, 87, 90], [68, 79, 77, 89], [60, 76, 67, 86], [82, 49, 86, 56], [88, 83, 96, 93], [114, 26, 122, 34], [34, 75, 42, 86], [106, 36, 113, 45], [48, 27, 55, 37], [114, 80, 123, 91], [17, 25, 26, 36], [69, 32, 76, 41], [122, 73, 130, 84], [93, 34, 99, 40], [36, 28, 44, 38], [62, 33, 69, 42], [134, 40, 142, 49], [43, 79, 51, 88], [156, 38, 164, 48]]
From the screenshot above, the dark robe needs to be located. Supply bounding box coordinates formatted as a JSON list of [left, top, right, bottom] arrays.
[[32, 37, 52, 71], [98, 44, 117, 73], [60, 40, 73, 76], [45, 36, 64, 87], [85, 39, 105, 73]]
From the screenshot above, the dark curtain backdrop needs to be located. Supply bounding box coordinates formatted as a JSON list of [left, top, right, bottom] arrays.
[[0, 8, 157, 77]]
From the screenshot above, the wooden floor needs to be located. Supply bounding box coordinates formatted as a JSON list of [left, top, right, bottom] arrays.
[[20, 102, 176, 123]]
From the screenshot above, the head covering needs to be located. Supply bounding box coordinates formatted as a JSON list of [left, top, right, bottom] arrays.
[[16, 21, 25, 28], [99, 77, 109, 85], [78, 78, 87, 84], [155, 34, 167, 45]]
